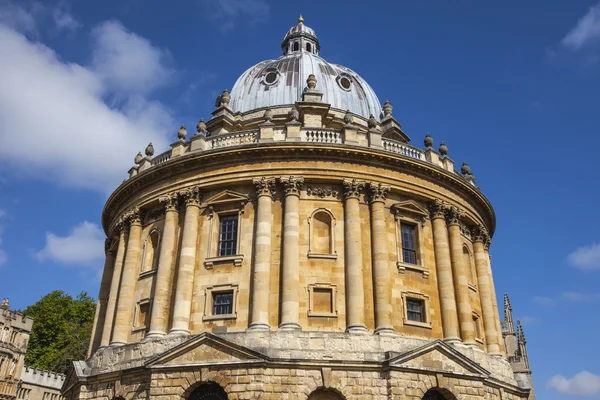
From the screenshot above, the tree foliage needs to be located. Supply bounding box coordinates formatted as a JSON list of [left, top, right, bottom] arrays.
[[22, 290, 96, 373]]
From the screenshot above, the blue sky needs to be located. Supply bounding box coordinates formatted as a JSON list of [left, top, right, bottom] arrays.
[[1, 0, 600, 398]]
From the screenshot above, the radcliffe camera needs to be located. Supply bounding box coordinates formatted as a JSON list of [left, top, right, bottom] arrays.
[[1, 3, 597, 400]]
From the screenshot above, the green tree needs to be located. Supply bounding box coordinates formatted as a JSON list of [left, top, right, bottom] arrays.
[[22, 290, 96, 373]]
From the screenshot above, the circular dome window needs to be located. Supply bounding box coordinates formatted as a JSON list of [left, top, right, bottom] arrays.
[[263, 71, 279, 86], [337, 75, 352, 91]]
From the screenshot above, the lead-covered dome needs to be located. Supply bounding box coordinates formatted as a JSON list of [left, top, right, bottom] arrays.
[[229, 17, 383, 119]]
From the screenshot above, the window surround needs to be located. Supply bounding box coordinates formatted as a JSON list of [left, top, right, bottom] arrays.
[[392, 201, 429, 278], [139, 228, 161, 278], [307, 283, 338, 318], [307, 208, 337, 259], [463, 244, 478, 292], [132, 298, 151, 332], [401, 291, 432, 329], [473, 312, 484, 344], [203, 190, 249, 269], [203, 284, 239, 321]]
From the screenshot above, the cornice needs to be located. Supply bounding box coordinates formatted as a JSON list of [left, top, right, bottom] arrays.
[[102, 143, 496, 236]]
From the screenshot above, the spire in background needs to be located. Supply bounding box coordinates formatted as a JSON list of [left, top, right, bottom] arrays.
[[504, 293, 515, 334]]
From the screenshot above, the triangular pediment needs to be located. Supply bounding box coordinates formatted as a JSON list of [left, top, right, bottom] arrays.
[[145, 333, 268, 367], [386, 340, 490, 377], [204, 190, 249, 206], [391, 200, 429, 217]]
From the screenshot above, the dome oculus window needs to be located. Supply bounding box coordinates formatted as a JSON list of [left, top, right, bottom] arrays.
[[263, 70, 279, 86], [337, 75, 352, 91]]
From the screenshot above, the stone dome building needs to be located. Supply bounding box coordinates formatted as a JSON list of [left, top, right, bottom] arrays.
[[64, 17, 534, 400]]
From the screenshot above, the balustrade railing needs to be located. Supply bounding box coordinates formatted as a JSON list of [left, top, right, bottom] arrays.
[[382, 139, 424, 160], [303, 129, 341, 144], [209, 131, 258, 149], [151, 151, 172, 166]]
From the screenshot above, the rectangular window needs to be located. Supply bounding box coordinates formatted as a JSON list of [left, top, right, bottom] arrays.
[[313, 288, 333, 314], [212, 291, 234, 315], [401, 223, 418, 264], [474, 315, 482, 339], [136, 301, 150, 329], [406, 298, 425, 323], [218, 215, 238, 256]]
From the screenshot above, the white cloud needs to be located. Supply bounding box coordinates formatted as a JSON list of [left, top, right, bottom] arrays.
[[547, 371, 600, 396], [567, 243, 600, 271], [561, 291, 600, 302], [36, 221, 104, 265], [533, 296, 555, 306], [0, 19, 173, 192], [52, 7, 80, 32], [0, 0, 39, 34], [562, 3, 600, 51], [518, 316, 541, 326]]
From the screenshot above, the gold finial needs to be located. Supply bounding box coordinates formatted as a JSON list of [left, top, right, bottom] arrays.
[[298, 15, 304, 24]]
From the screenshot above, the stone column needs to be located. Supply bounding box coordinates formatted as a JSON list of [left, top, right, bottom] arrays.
[[430, 200, 460, 342], [472, 226, 501, 355], [170, 187, 201, 335], [368, 182, 393, 334], [249, 177, 276, 331], [343, 179, 368, 333], [100, 225, 128, 347], [279, 176, 303, 331], [146, 193, 180, 339], [486, 244, 506, 356], [111, 208, 142, 346], [88, 239, 116, 355], [447, 206, 476, 346]]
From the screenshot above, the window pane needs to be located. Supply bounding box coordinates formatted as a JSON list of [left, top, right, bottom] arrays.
[[213, 292, 233, 315], [218, 215, 238, 256], [406, 298, 425, 322], [401, 224, 418, 264]]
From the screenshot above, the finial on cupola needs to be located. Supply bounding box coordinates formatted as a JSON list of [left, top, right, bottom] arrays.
[[439, 141, 448, 156], [382, 100, 392, 118], [461, 161, 471, 175], [307, 74, 317, 90], [298, 15, 304, 24], [196, 118, 207, 135], [263, 108, 273, 122], [220, 89, 230, 107], [134, 152, 143, 164], [288, 107, 299, 122], [424, 133, 433, 148], [145, 142, 155, 157], [343, 110, 353, 125], [177, 125, 187, 140], [368, 114, 378, 129]]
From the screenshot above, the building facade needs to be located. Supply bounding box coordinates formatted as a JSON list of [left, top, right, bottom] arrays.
[[64, 17, 534, 400]]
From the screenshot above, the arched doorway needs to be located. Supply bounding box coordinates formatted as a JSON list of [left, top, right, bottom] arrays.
[[308, 388, 345, 400], [423, 388, 457, 400], [188, 382, 228, 400]]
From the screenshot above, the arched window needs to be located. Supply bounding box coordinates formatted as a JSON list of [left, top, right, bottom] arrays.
[[462, 245, 476, 286], [293, 42, 299, 52], [141, 230, 160, 273], [308, 388, 346, 400], [189, 382, 228, 400], [306, 43, 312, 52], [308, 209, 336, 257], [423, 388, 457, 400]]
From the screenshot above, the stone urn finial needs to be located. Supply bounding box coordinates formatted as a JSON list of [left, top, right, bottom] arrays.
[[424, 133, 433, 148], [145, 142, 155, 157], [461, 161, 471, 175], [134, 152, 143, 164], [196, 118, 207, 134], [307, 74, 317, 90], [288, 107, 299, 122], [220, 89, 230, 106], [177, 124, 187, 140], [343, 110, 353, 125], [368, 114, 378, 129], [263, 108, 273, 122], [439, 141, 448, 156], [382, 100, 393, 118]]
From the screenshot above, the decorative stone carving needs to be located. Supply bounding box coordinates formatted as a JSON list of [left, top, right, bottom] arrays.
[[445, 206, 465, 226], [343, 110, 353, 125], [104, 237, 117, 255], [281, 176, 304, 196], [367, 114, 378, 129], [459, 222, 472, 240], [196, 118, 207, 135], [429, 199, 448, 220], [342, 179, 364, 200], [368, 182, 390, 203], [219, 89, 231, 107], [145, 143, 154, 157], [180, 186, 202, 207], [306, 186, 339, 198], [119, 207, 141, 227], [159, 192, 180, 212], [307, 74, 317, 90], [424, 133, 433, 149], [288, 107, 299, 122], [382, 100, 392, 118], [439, 141, 448, 156], [253, 177, 276, 199], [263, 108, 273, 122], [177, 125, 187, 140], [134, 152, 143, 164]]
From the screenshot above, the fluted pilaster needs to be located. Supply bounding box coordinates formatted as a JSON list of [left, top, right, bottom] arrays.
[[170, 187, 201, 335], [368, 182, 393, 334], [111, 208, 142, 346], [249, 177, 276, 331], [343, 179, 368, 333], [430, 199, 460, 342], [279, 176, 303, 330], [147, 193, 180, 338]]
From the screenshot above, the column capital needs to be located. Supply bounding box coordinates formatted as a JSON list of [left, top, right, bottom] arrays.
[[253, 177, 276, 199], [445, 206, 465, 227], [180, 186, 202, 207], [280, 176, 304, 197], [104, 237, 118, 256], [159, 192, 180, 213], [429, 199, 449, 220], [471, 225, 490, 244], [367, 182, 390, 203], [120, 207, 141, 227], [342, 179, 364, 200]]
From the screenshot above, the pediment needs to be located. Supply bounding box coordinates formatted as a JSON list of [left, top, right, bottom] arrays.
[[391, 200, 429, 217], [204, 190, 250, 206], [386, 340, 490, 377], [145, 333, 268, 367]]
